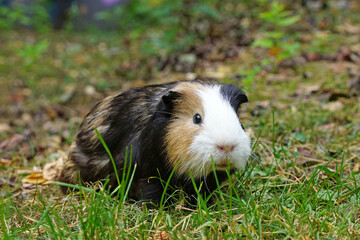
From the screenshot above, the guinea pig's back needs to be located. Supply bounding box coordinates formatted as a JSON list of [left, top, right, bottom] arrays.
[[58, 82, 179, 188]]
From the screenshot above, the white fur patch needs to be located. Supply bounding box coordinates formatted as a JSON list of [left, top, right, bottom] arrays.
[[93, 157, 111, 174], [95, 125, 110, 134], [188, 85, 251, 179]]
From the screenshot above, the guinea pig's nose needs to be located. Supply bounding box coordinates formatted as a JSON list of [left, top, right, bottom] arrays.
[[217, 145, 235, 153]]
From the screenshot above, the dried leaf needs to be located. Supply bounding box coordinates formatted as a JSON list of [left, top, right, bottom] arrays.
[[266, 73, 288, 83], [318, 123, 335, 132], [43, 155, 65, 181], [304, 52, 322, 61], [9, 92, 24, 102], [60, 84, 76, 103], [278, 56, 307, 68], [21, 171, 50, 185], [336, 22, 360, 34], [0, 132, 37, 160], [84, 85, 97, 96], [21, 113, 32, 125], [0, 134, 26, 150], [354, 163, 360, 172], [153, 231, 169, 240], [268, 47, 282, 57], [322, 101, 344, 111], [47, 135, 62, 150], [350, 43, 360, 52], [318, 123, 346, 133], [296, 146, 318, 167], [0, 159, 11, 166], [316, 89, 349, 101], [335, 47, 352, 61], [203, 66, 232, 79], [297, 84, 321, 96], [44, 106, 58, 120], [130, 80, 146, 88], [233, 214, 244, 221], [328, 62, 353, 74], [0, 123, 11, 133]]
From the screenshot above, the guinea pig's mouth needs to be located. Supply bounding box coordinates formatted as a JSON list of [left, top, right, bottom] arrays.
[[214, 158, 233, 170]]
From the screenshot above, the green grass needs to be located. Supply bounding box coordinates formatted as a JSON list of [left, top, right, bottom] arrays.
[[1, 105, 359, 238], [2, 150, 359, 238]]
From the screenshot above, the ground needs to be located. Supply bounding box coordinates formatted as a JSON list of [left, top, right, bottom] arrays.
[[0, 2, 360, 239]]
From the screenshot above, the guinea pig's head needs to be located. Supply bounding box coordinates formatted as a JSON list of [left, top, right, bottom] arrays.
[[163, 81, 251, 179]]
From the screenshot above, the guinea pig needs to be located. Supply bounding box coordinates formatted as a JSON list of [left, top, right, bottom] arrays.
[[58, 80, 251, 204]]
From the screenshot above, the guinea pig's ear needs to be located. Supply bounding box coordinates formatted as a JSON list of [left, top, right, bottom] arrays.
[[233, 91, 248, 110], [162, 91, 181, 110], [221, 84, 248, 111], [237, 91, 248, 104]]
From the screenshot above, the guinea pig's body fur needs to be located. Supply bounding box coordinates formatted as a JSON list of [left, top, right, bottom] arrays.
[[59, 80, 251, 204]]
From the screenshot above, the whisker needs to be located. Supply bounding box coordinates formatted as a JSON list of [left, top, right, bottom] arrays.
[[203, 161, 211, 194], [249, 153, 261, 163]]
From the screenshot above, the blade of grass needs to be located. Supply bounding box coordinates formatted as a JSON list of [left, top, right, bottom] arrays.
[[94, 127, 121, 187], [0, 197, 9, 239], [159, 161, 181, 209]]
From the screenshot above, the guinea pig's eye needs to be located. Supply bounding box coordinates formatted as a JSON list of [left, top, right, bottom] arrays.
[[193, 113, 202, 125]]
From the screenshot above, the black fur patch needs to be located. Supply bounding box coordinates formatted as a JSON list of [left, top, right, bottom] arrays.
[[161, 91, 182, 113], [220, 84, 248, 111]]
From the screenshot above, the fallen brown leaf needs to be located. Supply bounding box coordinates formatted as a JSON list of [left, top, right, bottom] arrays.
[[336, 22, 360, 34], [0, 159, 11, 166], [316, 89, 349, 101], [278, 56, 307, 68], [152, 231, 169, 240], [44, 106, 58, 120], [47, 135, 62, 150], [43, 153, 65, 180], [297, 84, 321, 96], [350, 43, 360, 52], [0, 132, 37, 160], [84, 85, 97, 96], [266, 73, 289, 83], [318, 123, 346, 133], [233, 213, 244, 221], [9, 92, 24, 102], [353, 163, 360, 172], [322, 101, 344, 111], [296, 146, 318, 167], [203, 66, 232, 79], [16, 168, 35, 175], [21, 171, 51, 185], [335, 47, 352, 61], [60, 84, 76, 103], [0, 133, 27, 150], [131, 80, 146, 88], [328, 62, 354, 74], [318, 123, 335, 132], [304, 52, 323, 62], [297, 146, 316, 159], [0, 123, 11, 133]]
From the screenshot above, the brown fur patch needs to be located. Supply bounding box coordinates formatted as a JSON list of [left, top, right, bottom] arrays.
[[164, 82, 206, 176]]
